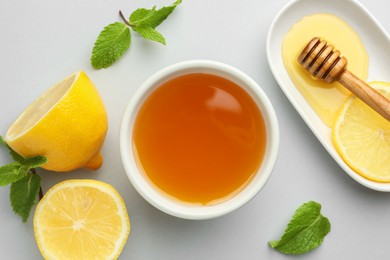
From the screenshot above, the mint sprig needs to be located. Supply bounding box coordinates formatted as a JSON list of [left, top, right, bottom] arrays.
[[91, 0, 182, 69], [0, 135, 47, 222], [269, 201, 331, 254], [11, 173, 41, 222]]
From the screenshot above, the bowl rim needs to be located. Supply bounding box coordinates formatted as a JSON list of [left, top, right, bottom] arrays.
[[120, 60, 279, 220]]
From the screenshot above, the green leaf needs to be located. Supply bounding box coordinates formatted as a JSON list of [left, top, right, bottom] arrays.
[[91, 22, 131, 69], [269, 201, 331, 254], [8, 148, 27, 164], [0, 135, 6, 147], [10, 174, 41, 222], [0, 135, 45, 222], [130, 7, 157, 27], [22, 156, 47, 169], [133, 27, 166, 45], [0, 163, 28, 186], [130, 0, 182, 29]]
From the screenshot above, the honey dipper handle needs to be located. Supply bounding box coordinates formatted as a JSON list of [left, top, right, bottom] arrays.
[[338, 71, 390, 121]]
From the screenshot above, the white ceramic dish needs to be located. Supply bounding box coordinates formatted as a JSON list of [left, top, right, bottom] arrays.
[[267, 0, 390, 191], [120, 60, 279, 219]]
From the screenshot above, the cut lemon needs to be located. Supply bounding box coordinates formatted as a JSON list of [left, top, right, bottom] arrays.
[[332, 81, 390, 182], [5, 71, 108, 172], [34, 179, 130, 260]]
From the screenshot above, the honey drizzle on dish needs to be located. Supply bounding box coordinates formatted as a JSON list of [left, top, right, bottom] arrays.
[[282, 13, 369, 127]]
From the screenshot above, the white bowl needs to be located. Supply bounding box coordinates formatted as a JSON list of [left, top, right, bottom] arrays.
[[120, 60, 279, 219]]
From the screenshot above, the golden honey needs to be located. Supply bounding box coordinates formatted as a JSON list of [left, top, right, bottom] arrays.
[[133, 73, 266, 205], [282, 14, 369, 127]]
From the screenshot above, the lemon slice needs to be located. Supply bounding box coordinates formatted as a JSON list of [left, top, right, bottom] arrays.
[[34, 179, 130, 260], [5, 71, 108, 172], [332, 81, 390, 182]]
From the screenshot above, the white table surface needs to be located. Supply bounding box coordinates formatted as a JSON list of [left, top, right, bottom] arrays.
[[1, 0, 389, 259]]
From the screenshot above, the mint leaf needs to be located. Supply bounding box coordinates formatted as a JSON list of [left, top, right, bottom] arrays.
[[129, 0, 181, 46], [8, 149, 26, 164], [133, 27, 166, 45], [22, 156, 47, 169], [0, 163, 28, 186], [0, 135, 45, 222], [130, 7, 157, 27], [130, 0, 182, 29], [0, 135, 6, 146], [10, 174, 41, 222], [269, 201, 331, 254], [91, 22, 131, 69]]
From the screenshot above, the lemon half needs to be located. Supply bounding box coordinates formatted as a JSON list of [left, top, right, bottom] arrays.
[[333, 81, 390, 182], [34, 179, 130, 260], [5, 71, 108, 172]]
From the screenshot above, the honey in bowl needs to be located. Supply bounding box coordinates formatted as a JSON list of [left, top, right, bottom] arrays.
[[133, 73, 266, 205]]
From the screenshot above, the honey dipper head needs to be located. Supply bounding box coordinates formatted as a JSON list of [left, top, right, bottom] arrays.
[[298, 37, 347, 83]]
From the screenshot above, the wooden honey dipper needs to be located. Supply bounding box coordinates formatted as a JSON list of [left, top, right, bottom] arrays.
[[298, 37, 390, 122]]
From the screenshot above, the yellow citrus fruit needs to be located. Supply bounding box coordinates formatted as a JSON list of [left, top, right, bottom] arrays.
[[34, 179, 130, 260], [332, 81, 390, 182], [5, 71, 108, 172]]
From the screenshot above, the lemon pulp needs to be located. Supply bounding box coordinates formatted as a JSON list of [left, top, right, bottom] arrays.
[[332, 82, 390, 182], [282, 14, 368, 127], [34, 179, 130, 259]]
